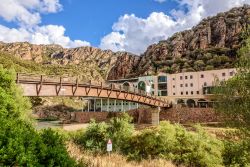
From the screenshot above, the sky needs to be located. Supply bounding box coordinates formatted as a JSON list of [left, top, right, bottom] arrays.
[[0, 0, 249, 55]]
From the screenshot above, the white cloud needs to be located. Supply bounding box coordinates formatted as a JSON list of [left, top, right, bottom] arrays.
[[154, 0, 166, 3], [0, 24, 90, 48], [0, 0, 62, 27], [100, 0, 250, 54], [0, 0, 90, 48]]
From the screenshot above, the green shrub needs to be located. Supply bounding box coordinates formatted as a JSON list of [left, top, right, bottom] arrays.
[[205, 65, 214, 70], [38, 128, 77, 166], [78, 120, 109, 152], [108, 114, 134, 152], [124, 122, 223, 167], [75, 114, 134, 153], [223, 140, 250, 167], [0, 66, 78, 166]]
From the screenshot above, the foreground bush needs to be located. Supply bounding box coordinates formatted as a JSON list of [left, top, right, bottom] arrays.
[[74, 118, 224, 167], [123, 122, 223, 167], [74, 114, 133, 152], [223, 139, 250, 167], [0, 66, 78, 166]]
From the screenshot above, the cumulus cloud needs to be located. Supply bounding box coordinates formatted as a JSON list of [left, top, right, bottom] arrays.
[[100, 0, 250, 54], [0, 25, 90, 48], [0, 0, 62, 26], [0, 0, 90, 48]]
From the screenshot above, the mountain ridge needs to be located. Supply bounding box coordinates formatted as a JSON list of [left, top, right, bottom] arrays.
[[108, 5, 250, 79]]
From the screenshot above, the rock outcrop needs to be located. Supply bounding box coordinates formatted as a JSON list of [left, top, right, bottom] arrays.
[[107, 5, 250, 79], [0, 42, 116, 81]]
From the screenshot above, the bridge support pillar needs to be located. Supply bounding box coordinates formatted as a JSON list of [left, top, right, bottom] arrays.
[[151, 107, 160, 125]]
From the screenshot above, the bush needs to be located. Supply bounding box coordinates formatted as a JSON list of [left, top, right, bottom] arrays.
[[74, 114, 134, 153], [108, 114, 134, 152], [124, 122, 223, 167], [38, 128, 77, 166], [0, 66, 78, 166], [223, 140, 250, 167]]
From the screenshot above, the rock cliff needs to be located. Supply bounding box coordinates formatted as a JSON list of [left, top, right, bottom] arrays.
[[108, 5, 250, 79]]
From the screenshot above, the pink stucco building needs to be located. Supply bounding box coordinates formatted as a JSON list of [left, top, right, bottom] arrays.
[[166, 68, 236, 106]]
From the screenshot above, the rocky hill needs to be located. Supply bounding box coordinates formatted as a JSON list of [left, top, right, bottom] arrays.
[[0, 42, 134, 82], [108, 5, 250, 79]]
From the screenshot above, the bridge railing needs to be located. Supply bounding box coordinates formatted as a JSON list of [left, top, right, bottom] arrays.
[[16, 73, 168, 105]]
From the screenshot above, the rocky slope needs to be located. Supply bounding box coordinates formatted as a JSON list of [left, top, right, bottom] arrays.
[[0, 42, 134, 82], [108, 5, 250, 79]]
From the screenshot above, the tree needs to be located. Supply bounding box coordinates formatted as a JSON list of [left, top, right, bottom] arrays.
[[215, 36, 250, 131], [0, 66, 77, 166]]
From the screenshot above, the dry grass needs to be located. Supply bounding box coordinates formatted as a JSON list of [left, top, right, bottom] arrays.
[[67, 141, 176, 167]]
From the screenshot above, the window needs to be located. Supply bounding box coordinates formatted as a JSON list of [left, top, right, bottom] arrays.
[[159, 91, 168, 96], [173, 85, 175, 88], [151, 84, 154, 89], [180, 76, 183, 80], [190, 75, 193, 79], [185, 76, 188, 79], [180, 84, 183, 87], [204, 82, 207, 86], [186, 91, 188, 95], [158, 76, 167, 82], [222, 73, 226, 77], [173, 92, 175, 95], [197, 91, 199, 94], [185, 83, 188, 87], [201, 74, 204, 78], [173, 78, 175, 80], [230, 71, 234, 76], [181, 92, 183, 95], [158, 84, 167, 90], [190, 83, 193, 87], [191, 91, 194, 95]]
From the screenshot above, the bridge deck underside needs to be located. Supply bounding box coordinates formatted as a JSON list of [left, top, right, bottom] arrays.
[[18, 81, 169, 108]]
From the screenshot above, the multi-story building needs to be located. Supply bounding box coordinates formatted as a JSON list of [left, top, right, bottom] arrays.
[[167, 68, 236, 107], [86, 68, 236, 111]]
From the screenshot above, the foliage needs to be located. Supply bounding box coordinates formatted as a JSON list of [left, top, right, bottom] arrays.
[[0, 66, 78, 166], [107, 114, 134, 151], [38, 128, 77, 166], [74, 114, 134, 153], [214, 36, 250, 131], [223, 139, 250, 167], [76, 120, 109, 152], [215, 36, 250, 166], [123, 122, 223, 167]]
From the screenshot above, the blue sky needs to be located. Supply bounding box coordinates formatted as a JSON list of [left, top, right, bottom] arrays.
[[40, 0, 178, 46], [0, 0, 249, 54]]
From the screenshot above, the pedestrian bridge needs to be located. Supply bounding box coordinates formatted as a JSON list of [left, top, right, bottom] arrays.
[[16, 73, 170, 108]]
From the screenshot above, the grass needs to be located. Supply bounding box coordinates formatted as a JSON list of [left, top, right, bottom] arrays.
[[67, 141, 176, 167]]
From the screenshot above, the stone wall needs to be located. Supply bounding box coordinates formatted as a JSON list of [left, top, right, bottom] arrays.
[[73, 107, 220, 124], [73, 109, 152, 124], [160, 107, 220, 124]]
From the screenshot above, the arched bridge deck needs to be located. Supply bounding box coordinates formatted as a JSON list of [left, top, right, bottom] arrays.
[[16, 73, 170, 108]]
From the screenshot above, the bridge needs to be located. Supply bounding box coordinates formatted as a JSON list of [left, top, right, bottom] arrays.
[[16, 73, 170, 108]]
